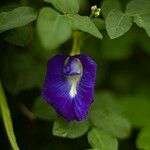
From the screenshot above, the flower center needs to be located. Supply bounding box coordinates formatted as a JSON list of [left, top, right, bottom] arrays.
[[63, 57, 83, 98]]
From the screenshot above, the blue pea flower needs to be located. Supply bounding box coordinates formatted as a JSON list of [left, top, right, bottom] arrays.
[[42, 55, 97, 121]]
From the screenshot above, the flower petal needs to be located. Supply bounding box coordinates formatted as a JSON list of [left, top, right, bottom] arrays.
[[74, 55, 97, 121], [42, 55, 97, 121], [42, 55, 76, 121], [63, 57, 82, 76]]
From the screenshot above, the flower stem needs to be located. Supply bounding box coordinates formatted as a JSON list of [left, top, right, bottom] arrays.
[[70, 5, 101, 56], [70, 31, 83, 56]]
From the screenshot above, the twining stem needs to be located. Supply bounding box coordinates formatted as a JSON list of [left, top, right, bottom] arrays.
[[70, 31, 83, 56], [89, 12, 94, 18], [20, 103, 35, 122]]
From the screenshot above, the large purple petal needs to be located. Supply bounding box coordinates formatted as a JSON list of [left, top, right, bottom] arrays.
[[42, 55, 97, 121], [42, 55, 76, 121], [74, 55, 97, 121]]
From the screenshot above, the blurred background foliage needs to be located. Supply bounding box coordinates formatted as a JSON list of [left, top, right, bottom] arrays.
[[0, 0, 150, 150]]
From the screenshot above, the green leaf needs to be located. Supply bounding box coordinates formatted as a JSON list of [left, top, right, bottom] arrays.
[[88, 128, 118, 150], [5, 25, 33, 47], [53, 117, 90, 138], [134, 13, 150, 37], [37, 7, 71, 50], [92, 18, 105, 31], [0, 82, 19, 150], [126, 0, 150, 16], [0, 6, 37, 33], [118, 95, 150, 127], [90, 110, 130, 139], [106, 9, 132, 39], [91, 91, 122, 114], [66, 14, 102, 39], [125, 0, 150, 37], [44, 0, 79, 14], [90, 92, 131, 139], [136, 125, 150, 150], [32, 97, 56, 121], [101, 0, 121, 17], [1, 51, 45, 94]]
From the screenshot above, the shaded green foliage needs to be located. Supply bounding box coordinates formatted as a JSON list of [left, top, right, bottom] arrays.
[[32, 97, 57, 121], [53, 117, 90, 138], [0, 0, 150, 150], [37, 7, 72, 49], [88, 128, 118, 150], [44, 0, 79, 14], [136, 125, 150, 150], [5, 25, 33, 47], [0, 6, 37, 33], [106, 9, 132, 39]]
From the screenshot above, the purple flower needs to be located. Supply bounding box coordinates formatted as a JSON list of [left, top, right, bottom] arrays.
[[42, 55, 97, 121]]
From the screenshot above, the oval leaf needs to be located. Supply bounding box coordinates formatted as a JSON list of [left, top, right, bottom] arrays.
[[0, 6, 37, 33], [90, 110, 131, 139], [134, 13, 150, 37], [88, 128, 118, 150], [126, 0, 150, 16], [66, 14, 102, 39], [90, 92, 131, 139], [44, 0, 79, 14], [106, 9, 132, 39], [101, 0, 121, 17], [118, 95, 150, 127], [37, 7, 71, 50], [53, 117, 90, 138]]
